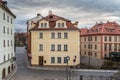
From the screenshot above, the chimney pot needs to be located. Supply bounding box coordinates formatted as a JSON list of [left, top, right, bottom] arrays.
[[49, 10, 52, 15], [37, 13, 41, 16], [74, 21, 79, 27], [2, 1, 7, 7]]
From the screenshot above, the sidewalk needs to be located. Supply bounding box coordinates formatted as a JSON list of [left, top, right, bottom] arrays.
[[24, 48, 69, 71]]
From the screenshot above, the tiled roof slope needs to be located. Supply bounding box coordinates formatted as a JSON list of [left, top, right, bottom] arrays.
[[0, 1, 16, 18], [80, 21, 120, 35], [30, 13, 79, 30]]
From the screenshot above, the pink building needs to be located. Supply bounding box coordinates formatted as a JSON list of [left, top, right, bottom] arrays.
[[80, 21, 120, 67]]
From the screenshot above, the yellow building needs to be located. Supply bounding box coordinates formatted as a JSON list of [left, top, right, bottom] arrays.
[[28, 12, 80, 67]]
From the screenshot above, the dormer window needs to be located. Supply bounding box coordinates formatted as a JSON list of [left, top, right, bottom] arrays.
[[96, 29, 98, 32], [58, 23, 60, 27], [41, 23, 43, 27], [56, 20, 66, 28], [58, 23, 65, 28], [62, 23, 64, 27], [41, 23, 47, 28]]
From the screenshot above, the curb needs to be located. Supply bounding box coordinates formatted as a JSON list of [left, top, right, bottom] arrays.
[[28, 66, 67, 71]]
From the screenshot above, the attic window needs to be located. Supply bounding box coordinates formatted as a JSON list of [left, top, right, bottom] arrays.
[[91, 29, 94, 32], [87, 30, 89, 33], [49, 16, 53, 19], [107, 28, 115, 32], [58, 23, 64, 28], [96, 29, 98, 32], [40, 23, 47, 28]]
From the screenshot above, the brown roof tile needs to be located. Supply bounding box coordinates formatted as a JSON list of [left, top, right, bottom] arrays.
[[80, 21, 120, 35], [30, 14, 79, 31]]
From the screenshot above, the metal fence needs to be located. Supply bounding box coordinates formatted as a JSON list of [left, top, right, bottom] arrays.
[[42, 69, 117, 80], [79, 75, 112, 80], [42, 75, 112, 80]]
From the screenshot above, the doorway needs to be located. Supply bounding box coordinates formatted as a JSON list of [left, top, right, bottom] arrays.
[[39, 56, 43, 66]]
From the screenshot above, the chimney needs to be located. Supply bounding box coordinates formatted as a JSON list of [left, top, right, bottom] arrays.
[[73, 21, 79, 27], [37, 13, 41, 16], [49, 10, 52, 15], [2, 1, 7, 7]]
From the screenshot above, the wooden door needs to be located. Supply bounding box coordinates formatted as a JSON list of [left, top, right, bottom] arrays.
[[39, 56, 43, 66]]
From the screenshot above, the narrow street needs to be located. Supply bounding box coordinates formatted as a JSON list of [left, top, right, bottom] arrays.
[[10, 47, 66, 80]]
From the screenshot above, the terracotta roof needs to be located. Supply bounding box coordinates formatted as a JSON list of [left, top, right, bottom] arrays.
[[80, 21, 120, 35], [42, 14, 70, 21], [0, 1, 16, 18], [30, 14, 79, 31]]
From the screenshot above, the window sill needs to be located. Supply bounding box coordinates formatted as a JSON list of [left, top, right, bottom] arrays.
[[51, 50, 55, 51], [57, 50, 61, 51], [64, 50, 68, 51], [38, 38, 43, 39], [39, 50, 43, 51]]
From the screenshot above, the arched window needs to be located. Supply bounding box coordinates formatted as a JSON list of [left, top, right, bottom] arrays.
[[2, 68, 6, 79]]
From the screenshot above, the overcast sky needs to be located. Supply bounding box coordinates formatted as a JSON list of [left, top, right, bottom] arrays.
[[6, 0, 120, 32]]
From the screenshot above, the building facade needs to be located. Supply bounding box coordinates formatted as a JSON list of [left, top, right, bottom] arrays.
[[27, 11, 80, 67], [80, 21, 120, 67], [15, 32, 26, 47], [27, 13, 43, 58], [0, 0, 16, 79]]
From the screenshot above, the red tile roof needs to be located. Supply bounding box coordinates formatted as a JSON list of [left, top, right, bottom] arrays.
[[80, 21, 120, 35], [42, 14, 70, 21], [30, 14, 79, 31]]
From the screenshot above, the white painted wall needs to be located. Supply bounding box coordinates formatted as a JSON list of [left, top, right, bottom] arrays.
[[27, 15, 43, 30], [0, 6, 15, 80]]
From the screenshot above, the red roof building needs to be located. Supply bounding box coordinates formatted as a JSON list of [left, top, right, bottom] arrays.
[[80, 21, 120, 67], [27, 11, 80, 66]]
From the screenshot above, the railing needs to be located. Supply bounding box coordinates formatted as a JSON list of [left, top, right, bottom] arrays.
[[36, 75, 112, 80]]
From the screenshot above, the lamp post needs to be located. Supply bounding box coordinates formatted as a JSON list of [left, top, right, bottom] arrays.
[[88, 35, 91, 66], [73, 56, 77, 80], [66, 56, 70, 80]]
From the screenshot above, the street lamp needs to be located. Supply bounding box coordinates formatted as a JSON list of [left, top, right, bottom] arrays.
[[73, 56, 77, 80], [66, 56, 70, 80], [88, 35, 91, 66]]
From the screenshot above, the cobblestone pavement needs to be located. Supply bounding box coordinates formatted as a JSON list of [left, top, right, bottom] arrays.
[[10, 47, 66, 80]]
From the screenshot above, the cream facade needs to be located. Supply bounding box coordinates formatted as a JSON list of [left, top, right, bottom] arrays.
[[0, 1, 16, 79], [27, 13, 43, 56], [31, 30, 80, 66], [28, 12, 80, 67]]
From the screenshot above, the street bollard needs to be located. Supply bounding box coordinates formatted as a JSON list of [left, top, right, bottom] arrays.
[[80, 75, 83, 80]]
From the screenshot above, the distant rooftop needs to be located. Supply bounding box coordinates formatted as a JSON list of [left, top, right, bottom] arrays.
[[80, 21, 120, 35]]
